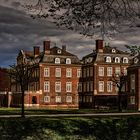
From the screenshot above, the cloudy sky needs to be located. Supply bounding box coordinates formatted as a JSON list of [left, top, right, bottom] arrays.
[[0, 0, 140, 67]]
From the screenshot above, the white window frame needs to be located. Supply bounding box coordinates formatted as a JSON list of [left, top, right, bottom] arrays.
[[66, 96, 72, 103], [55, 58, 60, 64], [44, 68, 50, 77], [55, 82, 61, 92], [123, 57, 128, 63], [44, 81, 50, 92], [99, 81, 104, 92], [66, 58, 71, 64], [107, 81, 113, 92], [123, 67, 127, 75], [99, 67, 104, 76], [130, 96, 135, 104], [56, 96, 61, 103], [77, 69, 81, 77], [55, 68, 61, 77], [78, 82, 82, 92], [107, 67, 112, 76], [115, 57, 120, 63], [44, 96, 50, 103], [106, 56, 111, 63], [66, 68, 72, 77], [115, 67, 121, 75], [66, 82, 72, 92]]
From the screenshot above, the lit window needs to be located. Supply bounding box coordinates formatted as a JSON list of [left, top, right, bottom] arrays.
[[123, 67, 127, 75], [55, 58, 60, 64], [130, 96, 135, 104], [66, 82, 72, 92], [106, 56, 111, 63], [55, 68, 61, 77], [123, 57, 128, 63], [77, 69, 81, 77], [107, 81, 113, 92], [107, 67, 112, 76], [115, 57, 120, 63], [66, 58, 71, 64], [44, 81, 50, 92], [99, 67, 104, 76], [55, 82, 61, 92], [44, 96, 50, 103], [56, 96, 61, 103], [66, 96, 72, 103], [115, 67, 120, 75], [66, 68, 72, 77], [99, 81, 104, 92], [44, 68, 50, 77]]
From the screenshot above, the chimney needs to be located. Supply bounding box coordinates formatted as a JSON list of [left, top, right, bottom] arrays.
[[62, 45, 66, 52], [43, 41, 50, 54], [34, 46, 40, 57], [96, 40, 104, 53]]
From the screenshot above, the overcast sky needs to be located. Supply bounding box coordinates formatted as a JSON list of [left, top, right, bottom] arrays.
[[0, 0, 140, 67]]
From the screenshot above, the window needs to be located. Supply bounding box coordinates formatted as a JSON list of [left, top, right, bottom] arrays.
[[87, 82, 90, 92], [130, 96, 135, 104], [130, 74, 135, 92], [55, 82, 61, 92], [90, 81, 93, 91], [106, 56, 111, 63], [77, 69, 81, 77], [66, 58, 71, 64], [66, 82, 72, 92], [87, 68, 90, 77], [90, 67, 93, 76], [44, 81, 50, 92], [115, 57, 120, 63], [83, 82, 86, 92], [44, 68, 50, 77], [123, 57, 128, 63], [78, 82, 82, 92], [123, 67, 127, 75], [66, 68, 72, 77], [107, 81, 113, 92], [99, 81, 104, 92], [112, 49, 116, 53], [99, 67, 104, 76], [83, 68, 86, 78], [44, 96, 50, 103], [55, 68, 61, 77], [107, 67, 112, 76], [57, 49, 61, 54], [66, 96, 72, 103], [115, 67, 120, 75], [56, 96, 61, 103], [55, 58, 60, 64]]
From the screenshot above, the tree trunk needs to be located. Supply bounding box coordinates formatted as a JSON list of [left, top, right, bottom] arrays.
[[21, 90, 25, 118]]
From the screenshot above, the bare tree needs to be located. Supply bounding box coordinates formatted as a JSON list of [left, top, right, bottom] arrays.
[[125, 45, 140, 56], [24, 0, 140, 37], [9, 63, 35, 118], [112, 72, 127, 112]]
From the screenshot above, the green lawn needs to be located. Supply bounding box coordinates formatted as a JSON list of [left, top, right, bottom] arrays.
[[0, 116, 140, 140], [0, 107, 137, 115]]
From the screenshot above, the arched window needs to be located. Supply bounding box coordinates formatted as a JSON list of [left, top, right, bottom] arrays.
[[123, 57, 128, 63], [115, 57, 120, 63], [106, 56, 111, 63], [66, 58, 71, 64], [55, 58, 60, 64]]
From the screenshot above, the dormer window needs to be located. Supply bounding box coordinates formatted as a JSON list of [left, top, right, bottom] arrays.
[[106, 56, 111, 63], [66, 58, 71, 64], [123, 57, 128, 63], [57, 49, 61, 54], [112, 49, 116, 53], [55, 58, 60, 64], [134, 57, 138, 64], [115, 57, 120, 63]]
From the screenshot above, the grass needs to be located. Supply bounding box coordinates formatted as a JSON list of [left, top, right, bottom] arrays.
[[0, 116, 140, 140], [0, 107, 138, 115]]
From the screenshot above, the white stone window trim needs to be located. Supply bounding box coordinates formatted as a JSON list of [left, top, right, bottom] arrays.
[[99, 67, 104, 76], [99, 81, 104, 92], [123, 57, 128, 63], [55, 82, 61, 92], [115, 57, 120, 63], [66, 68, 72, 77], [44, 96, 50, 103], [56, 96, 61, 103], [66, 96, 72, 103], [106, 56, 111, 63], [55, 58, 60, 64], [44, 81, 50, 92], [44, 68, 50, 77], [66, 58, 71, 64]]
